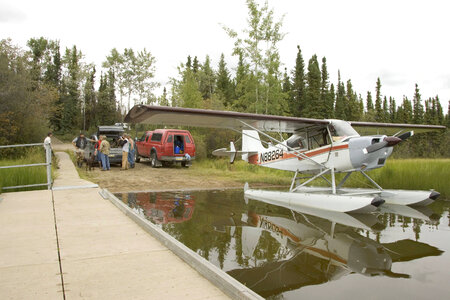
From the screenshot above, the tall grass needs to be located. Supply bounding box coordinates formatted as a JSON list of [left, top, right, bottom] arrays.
[[347, 159, 450, 198], [193, 159, 293, 186], [0, 148, 53, 193]]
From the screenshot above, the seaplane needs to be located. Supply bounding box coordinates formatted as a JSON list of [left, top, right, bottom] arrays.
[[124, 105, 446, 214]]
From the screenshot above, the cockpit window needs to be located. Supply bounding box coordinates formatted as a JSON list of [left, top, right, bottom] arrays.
[[286, 135, 307, 149], [329, 120, 359, 138]]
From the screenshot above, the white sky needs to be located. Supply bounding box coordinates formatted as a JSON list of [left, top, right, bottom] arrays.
[[2, 0, 449, 113]]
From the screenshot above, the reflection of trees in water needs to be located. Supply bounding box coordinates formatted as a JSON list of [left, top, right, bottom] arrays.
[[252, 231, 282, 266]]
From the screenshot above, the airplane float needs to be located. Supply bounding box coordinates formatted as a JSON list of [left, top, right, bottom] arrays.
[[125, 105, 446, 214]]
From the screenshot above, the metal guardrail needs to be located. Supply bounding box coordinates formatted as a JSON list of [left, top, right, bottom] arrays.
[[0, 143, 52, 190]]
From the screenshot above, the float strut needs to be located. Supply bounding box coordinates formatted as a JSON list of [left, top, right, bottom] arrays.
[[360, 170, 383, 191], [331, 167, 336, 194]]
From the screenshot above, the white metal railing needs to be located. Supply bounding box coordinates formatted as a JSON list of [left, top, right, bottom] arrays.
[[0, 143, 52, 190]]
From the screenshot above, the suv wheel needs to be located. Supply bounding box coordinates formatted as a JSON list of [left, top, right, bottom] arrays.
[[135, 151, 141, 163], [151, 152, 159, 168]]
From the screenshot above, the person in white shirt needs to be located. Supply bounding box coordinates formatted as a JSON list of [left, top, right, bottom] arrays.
[[43, 132, 52, 151]]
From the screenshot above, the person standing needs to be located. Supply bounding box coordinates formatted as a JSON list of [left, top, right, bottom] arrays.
[[99, 135, 111, 171], [43, 132, 52, 151], [95, 135, 103, 169], [72, 133, 94, 167], [127, 134, 135, 168], [119, 135, 129, 170]]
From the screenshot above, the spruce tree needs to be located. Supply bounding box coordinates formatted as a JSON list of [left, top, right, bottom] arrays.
[[83, 66, 96, 130], [159, 87, 169, 106], [198, 55, 215, 100], [399, 96, 413, 123], [366, 91, 374, 111], [216, 53, 233, 106], [320, 57, 332, 117], [291, 45, 305, 116], [186, 56, 192, 71], [382, 96, 389, 122], [44, 40, 62, 87], [412, 83, 424, 124], [233, 52, 251, 112], [61, 45, 82, 132], [193, 56, 199, 73], [328, 83, 335, 118], [334, 71, 346, 119], [374, 78, 383, 122], [389, 96, 396, 122], [365, 91, 375, 121], [346, 80, 360, 120], [304, 55, 321, 118]]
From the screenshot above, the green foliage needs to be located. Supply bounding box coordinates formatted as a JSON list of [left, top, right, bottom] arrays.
[[0, 39, 54, 145], [223, 0, 286, 114]]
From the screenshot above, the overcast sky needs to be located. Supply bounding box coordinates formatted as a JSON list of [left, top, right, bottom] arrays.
[[2, 0, 449, 112]]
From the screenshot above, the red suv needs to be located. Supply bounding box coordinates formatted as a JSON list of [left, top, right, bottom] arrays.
[[135, 129, 195, 167]]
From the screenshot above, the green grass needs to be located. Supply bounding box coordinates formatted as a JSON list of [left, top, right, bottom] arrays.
[[0, 148, 55, 193], [345, 159, 450, 198], [192, 159, 295, 186], [193, 158, 450, 198]]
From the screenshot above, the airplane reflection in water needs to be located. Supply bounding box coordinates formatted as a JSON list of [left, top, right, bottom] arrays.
[[220, 197, 443, 298], [119, 192, 195, 224]]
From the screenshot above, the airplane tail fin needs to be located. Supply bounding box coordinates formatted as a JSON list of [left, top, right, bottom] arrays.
[[212, 130, 265, 163], [242, 130, 265, 162]]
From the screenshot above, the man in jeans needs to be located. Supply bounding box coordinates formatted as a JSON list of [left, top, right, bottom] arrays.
[[119, 135, 129, 170], [127, 134, 135, 168], [99, 135, 110, 171]]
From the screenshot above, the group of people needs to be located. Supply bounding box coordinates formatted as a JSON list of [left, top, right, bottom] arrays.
[[72, 132, 135, 171]]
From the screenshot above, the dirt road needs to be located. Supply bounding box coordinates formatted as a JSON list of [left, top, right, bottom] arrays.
[[79, 160, 243, 193], [53, 141, 277, 193]]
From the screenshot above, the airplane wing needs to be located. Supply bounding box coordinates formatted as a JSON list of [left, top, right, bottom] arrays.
[[125, 105, 446, 134], [350, 121, 446, 135], [124, 105, 329, 133]]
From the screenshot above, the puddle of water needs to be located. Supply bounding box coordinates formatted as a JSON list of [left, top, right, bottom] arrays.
[[116, 190, 450, 299]]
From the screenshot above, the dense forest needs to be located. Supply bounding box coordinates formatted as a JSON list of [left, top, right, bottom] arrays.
[[0, 0, 448, 157]]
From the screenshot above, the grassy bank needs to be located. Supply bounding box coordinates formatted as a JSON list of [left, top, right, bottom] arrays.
[[191, 159, 293, 186], [193, 158, 450, 198], [0, 148, 55, 193], [348, 159, 450, 198]]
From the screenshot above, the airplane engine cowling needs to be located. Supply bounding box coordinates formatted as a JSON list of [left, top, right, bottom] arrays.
[[348, 136, 393, 171]]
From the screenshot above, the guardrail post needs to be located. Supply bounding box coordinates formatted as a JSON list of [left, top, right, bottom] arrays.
[[45, 144, 52, 189]]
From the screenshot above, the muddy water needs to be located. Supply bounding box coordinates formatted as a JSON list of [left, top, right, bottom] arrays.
[[115, 190, 450, 299]]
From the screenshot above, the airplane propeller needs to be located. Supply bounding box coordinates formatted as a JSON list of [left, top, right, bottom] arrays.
[[363, 131, 414, 154]]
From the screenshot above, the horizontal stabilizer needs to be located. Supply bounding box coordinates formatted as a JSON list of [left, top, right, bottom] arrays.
[[212, 142, 257, 164]]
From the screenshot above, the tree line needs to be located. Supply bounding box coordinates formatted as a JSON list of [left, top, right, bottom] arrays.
[[0, 0, 448, 157]]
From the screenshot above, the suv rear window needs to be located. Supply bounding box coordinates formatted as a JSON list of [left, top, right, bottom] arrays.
[[151, 133, 163, 142]]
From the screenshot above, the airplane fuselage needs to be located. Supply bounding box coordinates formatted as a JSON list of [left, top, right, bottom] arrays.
[[246, 135, 394, 174]]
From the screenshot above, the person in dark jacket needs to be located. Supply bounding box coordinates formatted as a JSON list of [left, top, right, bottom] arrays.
[[72, 133, 94, 167]]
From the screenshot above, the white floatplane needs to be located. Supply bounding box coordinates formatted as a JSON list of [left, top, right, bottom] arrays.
[[125, 105, 446, 213]]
